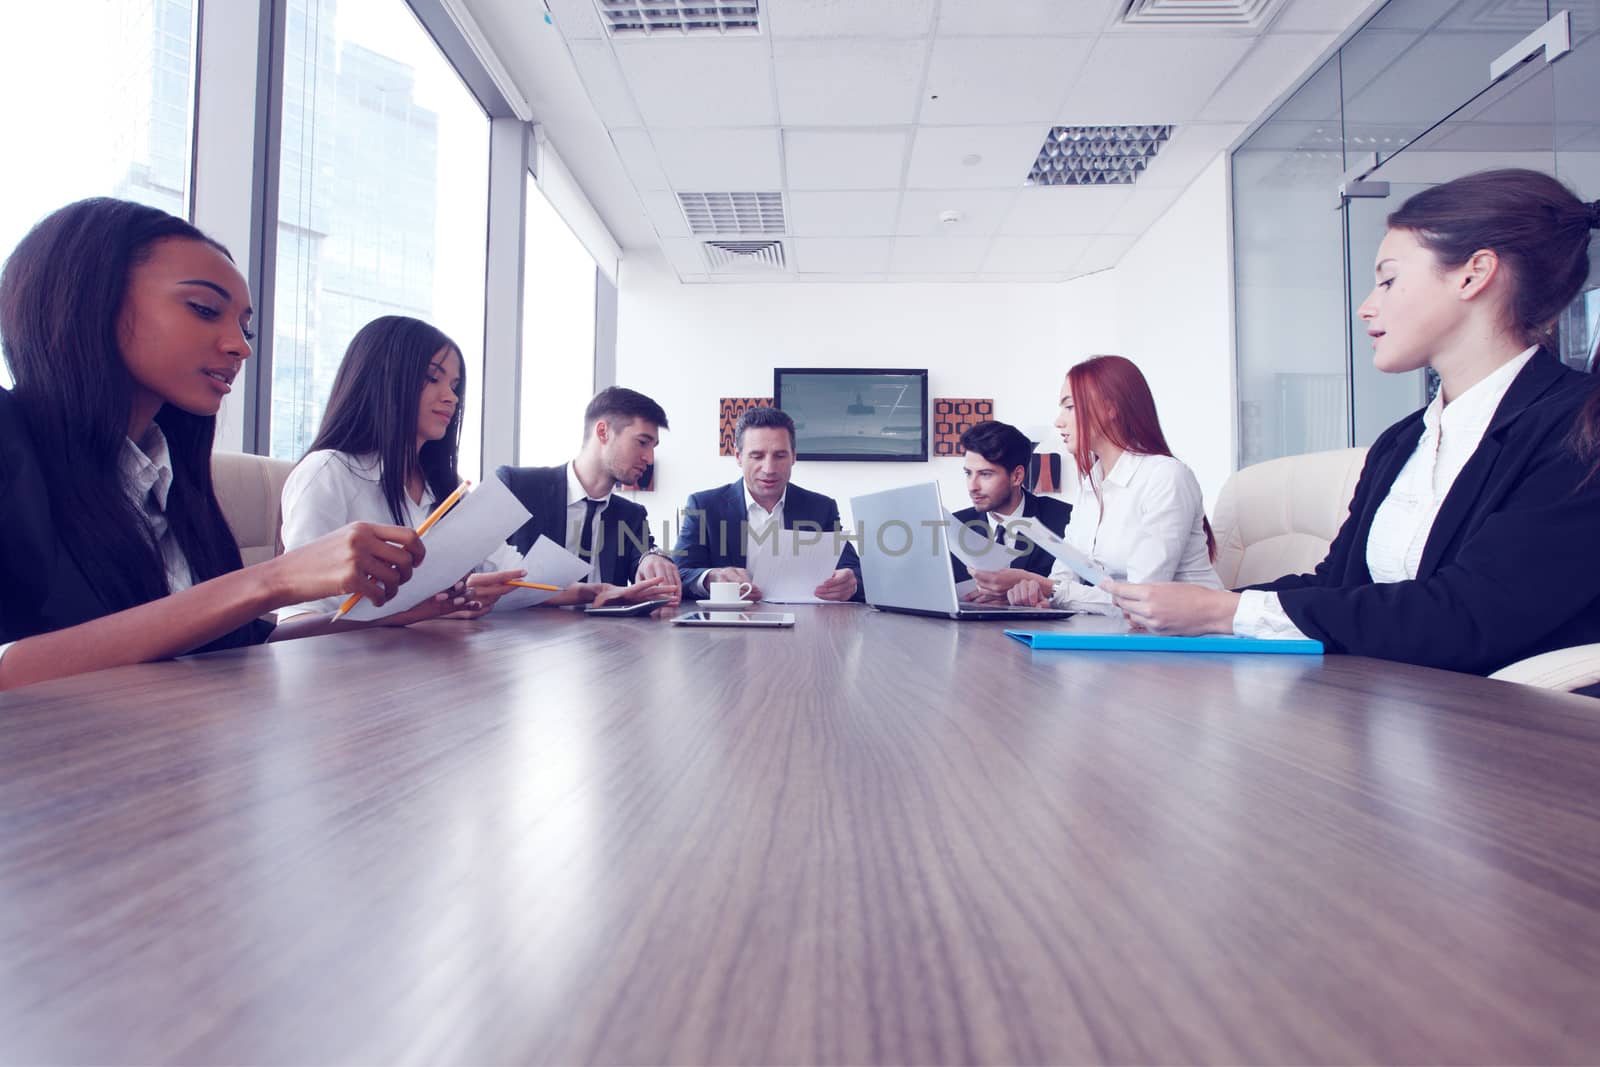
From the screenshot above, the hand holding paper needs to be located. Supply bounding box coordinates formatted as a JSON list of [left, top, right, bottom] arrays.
[[493, 535, 596, 611], [746, 528, 846, 603]]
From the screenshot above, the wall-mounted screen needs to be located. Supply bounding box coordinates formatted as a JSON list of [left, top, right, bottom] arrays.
[[773, 368, 928, 462]]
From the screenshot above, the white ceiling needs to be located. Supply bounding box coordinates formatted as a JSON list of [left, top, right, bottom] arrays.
[[460, 0, 1383, 283]]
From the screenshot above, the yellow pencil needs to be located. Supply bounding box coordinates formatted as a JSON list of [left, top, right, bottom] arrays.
[[507, 581, 561, 591], [332, 480, 471, 620]]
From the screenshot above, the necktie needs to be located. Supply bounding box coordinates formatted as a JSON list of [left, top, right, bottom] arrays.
[[994, 522, 1010, 550], [578, 498, 604, 561]]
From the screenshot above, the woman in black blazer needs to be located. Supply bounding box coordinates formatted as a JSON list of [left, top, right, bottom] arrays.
[[1103, 169, 1600, 676], [0, 199, 457, 690]]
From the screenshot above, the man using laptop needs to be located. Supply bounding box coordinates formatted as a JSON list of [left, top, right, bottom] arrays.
[[499, 386, 682, 604], [673, 406, 863, 603], [951, 420, 1071, 602]]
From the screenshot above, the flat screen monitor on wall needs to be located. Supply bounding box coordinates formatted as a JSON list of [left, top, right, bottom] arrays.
[[773, 368, 928, 462]]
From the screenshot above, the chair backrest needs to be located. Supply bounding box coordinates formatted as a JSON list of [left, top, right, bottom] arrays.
[[1211, 447, 1368, 588], [211, 451, 295, 567]]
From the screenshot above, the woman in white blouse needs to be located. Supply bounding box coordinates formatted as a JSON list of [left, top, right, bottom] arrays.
[[999, 355, 1220, 614], [1103, 169, 1600, 676]]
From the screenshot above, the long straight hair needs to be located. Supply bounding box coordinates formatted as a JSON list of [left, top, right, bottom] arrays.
[[1067, 354, 1216, 560], [0, 198, 246, 612], [305, 316, 464, 525]]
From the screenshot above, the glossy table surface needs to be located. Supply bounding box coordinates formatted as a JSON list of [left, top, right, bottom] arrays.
[[2, 605, 1599, 1064]]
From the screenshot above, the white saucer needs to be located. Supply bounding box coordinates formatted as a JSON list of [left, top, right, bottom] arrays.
[[697, 598, 754, 610]]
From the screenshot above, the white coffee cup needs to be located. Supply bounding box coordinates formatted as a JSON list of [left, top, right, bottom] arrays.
[[708, 580, 754, 602]]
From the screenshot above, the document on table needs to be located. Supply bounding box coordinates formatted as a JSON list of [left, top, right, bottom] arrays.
[[942, 509, 1027, 573], [344, 475, 532, 621], [493, 536, 594, 611], [746, 528, 845, 603], [1019, 521, 1110, 586]]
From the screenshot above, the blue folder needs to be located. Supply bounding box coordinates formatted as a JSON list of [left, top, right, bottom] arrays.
[[1004, 630, 1324, 655]]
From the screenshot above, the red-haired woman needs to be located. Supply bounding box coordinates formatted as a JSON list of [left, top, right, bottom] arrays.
[[1002, 354, 1220, 614]]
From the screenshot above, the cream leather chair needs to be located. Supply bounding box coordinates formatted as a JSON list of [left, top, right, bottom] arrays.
[[211, 451, 295, 567], [1211, 447, 1600, 692]]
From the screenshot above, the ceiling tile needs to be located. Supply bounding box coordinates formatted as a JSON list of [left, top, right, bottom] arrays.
[[1102, 186, 1182, 234], [895, 189, 1018, 236], [766, 0, 937, 39], [1198, 33, 1335, 122], [610, 128, 671, 190], [791, 237, 894, 273], [905, 125, 1048, 189], [773, 39, 928, 126], [651, 127, 784, 187], [613, 38, 777, 127], [1055, 36, 1256, 125], [787, 191, 902, 236], [890, 236, 993, 273], [938, 0, 1120, 35], [1000, 185, 1134, 235], [1075, 233, 1138, 274], [546, 0, 607, 41], [1270, 0, 1382, 32], [569, 41, 642, 127], [1133, 123, 1244, 188], [641, 191, 692, 237], [660, 237, 710, 276], [982, 236, 1093, 273], [921, 37, 1095, 126], [784, 129, 910, 190]]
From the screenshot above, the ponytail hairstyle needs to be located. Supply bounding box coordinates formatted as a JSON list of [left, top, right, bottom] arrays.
[[0, 197, 246, 612], [305, 316, 464, 525], [1067, 354, 1216, 561]]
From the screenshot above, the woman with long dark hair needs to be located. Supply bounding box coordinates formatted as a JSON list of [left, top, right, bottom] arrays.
[[279, 316, 669, 615], [999, 354, 1220, 613], [1107, 169, 1600, 676], [0, 199, 446, 690]]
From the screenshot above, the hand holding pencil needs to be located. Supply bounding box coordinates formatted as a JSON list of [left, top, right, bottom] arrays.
[[332, 481, 470, 621]]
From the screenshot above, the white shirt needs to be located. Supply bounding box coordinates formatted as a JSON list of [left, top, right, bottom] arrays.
[[278, 449, 520, 617], [1235, 346, 1538, 639], [985, 495, 1030, 550], [565, 462, 614, 583], [692, 481, 787, 596], [1047, 451, 1221, 615], [0, 426, 193, 666]]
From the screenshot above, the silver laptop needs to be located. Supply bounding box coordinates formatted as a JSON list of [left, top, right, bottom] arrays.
[[850, 482, 1074, 621]]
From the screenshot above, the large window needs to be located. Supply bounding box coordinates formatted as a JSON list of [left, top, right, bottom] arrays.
[[519, 176, 598, 465], [0, 0, 197, 389], [271, 0, 490, 478]]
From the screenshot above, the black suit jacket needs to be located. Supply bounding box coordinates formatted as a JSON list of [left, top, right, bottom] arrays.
[[0, 388, 272, 653], [673, 479, 865, 601], [1248, 350, 1600, 675], [949, 489, 1072, 583], [497, 464, 657, 586]]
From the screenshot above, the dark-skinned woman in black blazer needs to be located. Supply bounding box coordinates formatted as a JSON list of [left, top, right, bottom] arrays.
[[1102, 169, 1600, 676]]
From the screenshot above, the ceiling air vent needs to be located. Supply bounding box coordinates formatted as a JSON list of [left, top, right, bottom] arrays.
[[1120, 0, 1285, 27], [1026, 125, 1173, 186], [703, 239, 787, 274], [678, 191, 785, 235], [597, 0, 760, 36]]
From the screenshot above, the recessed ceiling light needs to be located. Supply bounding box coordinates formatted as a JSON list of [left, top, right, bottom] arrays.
[[596, 0, 760, 37], [1025, 125, 1173, 187], [676, 192, 785, 235]]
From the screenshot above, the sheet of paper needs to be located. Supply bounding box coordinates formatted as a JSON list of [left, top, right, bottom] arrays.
[[746, 528, 847, 603], [493, 535, 594, 611], [344, 475, 532, 621], [1020, 522, 1110, 586], [942, 509, 1027, 573]]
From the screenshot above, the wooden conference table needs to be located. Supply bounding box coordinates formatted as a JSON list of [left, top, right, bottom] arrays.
[[2, 604, 1598, 1064]]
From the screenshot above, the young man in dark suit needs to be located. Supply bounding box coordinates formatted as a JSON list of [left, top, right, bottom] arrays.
[[951, 420, 1072, 601], [673, 406, 864, 603], [498, 387, 682, 604]]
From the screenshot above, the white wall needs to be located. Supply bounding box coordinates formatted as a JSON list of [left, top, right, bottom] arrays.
[[612, 265, 1120, 537], [610, 154, 1238, 542], [1106, 154, 1235, 506]]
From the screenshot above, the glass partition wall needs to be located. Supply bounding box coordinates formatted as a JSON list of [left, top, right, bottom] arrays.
[[1232, 0, 1598, 466]]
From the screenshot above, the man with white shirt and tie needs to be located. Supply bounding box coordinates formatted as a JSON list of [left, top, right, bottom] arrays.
[[499, 387, 682, 603], [949, 420, 1072, 598], [673, 406, 863, 603]]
